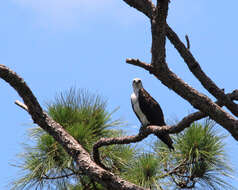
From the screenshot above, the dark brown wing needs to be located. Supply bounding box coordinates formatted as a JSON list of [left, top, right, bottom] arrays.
[[139, 88, 174, 150], [138, 88, 165, 126]]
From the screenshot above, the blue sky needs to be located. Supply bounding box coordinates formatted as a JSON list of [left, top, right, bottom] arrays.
[[1, 0, 238, 189]]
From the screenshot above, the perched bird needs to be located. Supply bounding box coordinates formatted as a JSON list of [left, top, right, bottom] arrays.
[[131, 78, 174, 150]]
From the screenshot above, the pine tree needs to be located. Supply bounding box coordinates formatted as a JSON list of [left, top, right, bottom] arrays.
[[11, 89, 234, 190]]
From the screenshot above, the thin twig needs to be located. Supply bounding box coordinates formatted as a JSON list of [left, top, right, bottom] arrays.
[[185, 35, 190, 50], [42, 173, 76, 180], [159, 159, 187, 178], [15, 100, 28, 111]]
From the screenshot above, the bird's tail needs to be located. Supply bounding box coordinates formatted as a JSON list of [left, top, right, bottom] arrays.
[[155, 133, 174, 151]]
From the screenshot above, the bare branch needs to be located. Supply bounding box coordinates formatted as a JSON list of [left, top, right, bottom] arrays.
[[93, 125, 171, 169], [126, 58, 152, 71], [165, 25, 238, 117], [0, 64, 147, 190], [170, 90, 238, 133], [170, 112, 206, 134], [93, 129, 150, 170], [123, 0, 155, 19], [151, 0, 170, 68]]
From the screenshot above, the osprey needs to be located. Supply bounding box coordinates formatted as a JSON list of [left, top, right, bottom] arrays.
[[131, 78, 174, 150]]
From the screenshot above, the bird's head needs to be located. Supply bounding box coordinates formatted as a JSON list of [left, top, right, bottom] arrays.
[[132, 78, 143, 93]]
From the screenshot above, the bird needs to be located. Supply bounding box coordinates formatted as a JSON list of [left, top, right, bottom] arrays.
[[131, 78, 174, 150]]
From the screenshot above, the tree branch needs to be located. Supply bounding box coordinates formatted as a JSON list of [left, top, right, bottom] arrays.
[[93, 129, 149, 170], [0, 64, 147, 190], [126, 58, 152, 71], [122, 0, 155, 19], [170, 90, 238, 133], [165, 25, 238, 117], [93, 125, 171, 170], [151, 0, 169, 68]]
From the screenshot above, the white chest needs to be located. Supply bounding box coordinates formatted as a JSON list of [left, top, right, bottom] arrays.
[[131, 93, 149, 126]]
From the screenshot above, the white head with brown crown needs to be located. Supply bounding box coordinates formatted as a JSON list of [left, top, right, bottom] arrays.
[[132, 78, 143, 94]]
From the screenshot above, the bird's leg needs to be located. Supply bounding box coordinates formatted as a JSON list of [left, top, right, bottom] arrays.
[[139, 124, 146, 133]]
